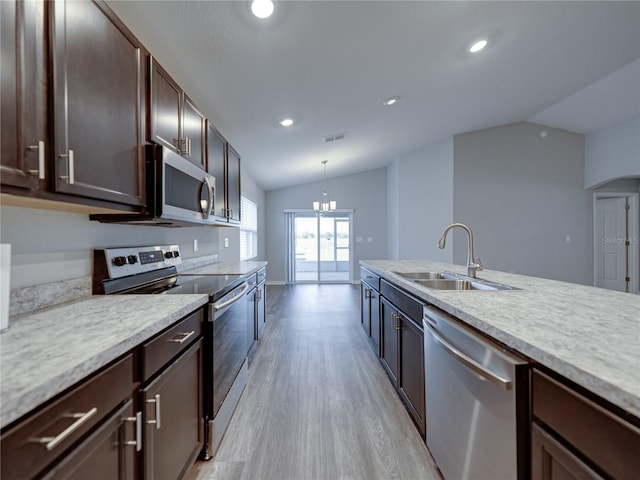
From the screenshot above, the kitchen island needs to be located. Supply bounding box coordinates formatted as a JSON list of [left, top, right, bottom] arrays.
[[362, 259, 640, 479], [361, 259, 640, 417]]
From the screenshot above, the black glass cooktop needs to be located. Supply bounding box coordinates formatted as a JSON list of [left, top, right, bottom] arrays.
[[164, 274, 243, 301]]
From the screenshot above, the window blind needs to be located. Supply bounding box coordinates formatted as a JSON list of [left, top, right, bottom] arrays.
[[240, 196, 258, 260]]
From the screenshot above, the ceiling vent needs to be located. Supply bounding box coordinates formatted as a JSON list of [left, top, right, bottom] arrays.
[[324, 132, 347, 143]]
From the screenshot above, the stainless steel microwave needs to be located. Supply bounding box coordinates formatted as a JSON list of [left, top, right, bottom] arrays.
[[90, 144, 216, 227]]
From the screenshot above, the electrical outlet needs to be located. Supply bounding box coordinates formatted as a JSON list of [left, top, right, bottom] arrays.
[[224, 237, 229, 248], [193, 239, 198, 252]]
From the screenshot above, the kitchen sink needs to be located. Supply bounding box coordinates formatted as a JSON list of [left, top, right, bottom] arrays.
[[394, 271, 519, 291], [393, 271, 447, 280]]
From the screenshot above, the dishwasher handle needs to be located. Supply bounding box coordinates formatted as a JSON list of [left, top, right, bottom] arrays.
[[213, 282, 249, 312], [426, 321, 513, 391]]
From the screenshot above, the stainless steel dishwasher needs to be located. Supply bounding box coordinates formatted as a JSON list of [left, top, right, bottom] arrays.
[[423, 306, 529, 480]]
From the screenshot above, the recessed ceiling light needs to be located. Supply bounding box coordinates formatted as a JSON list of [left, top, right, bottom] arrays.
[[469, 39, 488, 53], [383, 96, 399, 106], [279, 118, 294, 127], [251, 0, 275, 19]]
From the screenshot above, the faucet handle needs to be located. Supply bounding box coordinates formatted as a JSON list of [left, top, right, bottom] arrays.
[[474, 257, 483, 271]]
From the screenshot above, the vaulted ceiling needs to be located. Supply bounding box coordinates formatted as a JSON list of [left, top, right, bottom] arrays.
[[107, 1, 640, 191]]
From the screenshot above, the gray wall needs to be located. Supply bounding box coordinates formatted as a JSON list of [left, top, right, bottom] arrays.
[[0, 205, 219, 288], [453, 122, 593, 285], [265, 168, 388, 283], [387, 137, 454, 261], [585, 115, 640, 189]]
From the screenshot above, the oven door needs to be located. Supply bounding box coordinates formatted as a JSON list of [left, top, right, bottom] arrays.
[[208, 282, 249, 418], [154, 145, 216, 225]]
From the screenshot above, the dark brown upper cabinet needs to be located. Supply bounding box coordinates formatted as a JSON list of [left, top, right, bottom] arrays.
[[1, 0, 48, 192], [2, 0, 145, 211], [206, 121, 241, 225], [50, 0, 145, 207], [149, 57, 206, 168]]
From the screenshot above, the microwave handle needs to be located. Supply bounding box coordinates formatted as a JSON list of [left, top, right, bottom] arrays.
[[200, 177, 213, 219]]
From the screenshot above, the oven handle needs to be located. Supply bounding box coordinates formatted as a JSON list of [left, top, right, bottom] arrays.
[[426, 321, 512, 391], [213, 282, 250, 312]]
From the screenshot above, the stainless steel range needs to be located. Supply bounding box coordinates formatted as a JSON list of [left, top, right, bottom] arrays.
[[93, 245, 249, 460]]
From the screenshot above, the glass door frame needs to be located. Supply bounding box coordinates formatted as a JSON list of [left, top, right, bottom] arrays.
[[288, 210, 353, 284]]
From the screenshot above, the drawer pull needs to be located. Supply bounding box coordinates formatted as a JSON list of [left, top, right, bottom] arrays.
[[124, 411, 142, 451], [167, 330, 195, 344], [146, 394, 161, 429], [31, 407, 98, 451]]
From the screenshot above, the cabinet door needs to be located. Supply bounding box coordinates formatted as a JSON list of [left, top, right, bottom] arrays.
[[182, 94, 206, 168], [247, 287, 257, 355], [142, 339, 203, 480], [206, 122, 227, 220], [380, 297, 399, 386], [256, 282, 266, 339], [51, 0, 144, 207], [531, 424, 603, 480], [369, 288, 381, 355], [1, 0, 47, 191], [42, 400, 137, 480], [360, 283, 371, 337], [226, 144, 241, 223], [399, 315, 425, 436], [149, 56, 181, 155]]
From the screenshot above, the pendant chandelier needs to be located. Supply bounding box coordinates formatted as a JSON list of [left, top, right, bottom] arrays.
[[313, 160, 336, 216]]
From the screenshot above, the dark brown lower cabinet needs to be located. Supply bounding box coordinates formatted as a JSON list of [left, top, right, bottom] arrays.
[[531, 423, 603, 480], [398, 315, 425, 436], [380, 294, 425, 437], [141, 339, 203, 480], [380, 296, 399, 385], [42, 400, 137, 480], [531, 369, 640, 479]]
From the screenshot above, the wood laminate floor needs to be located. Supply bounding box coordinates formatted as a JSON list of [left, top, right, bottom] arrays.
[[189, 284, 440, 480]]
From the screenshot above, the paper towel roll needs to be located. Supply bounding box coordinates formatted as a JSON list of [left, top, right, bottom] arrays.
[[1, 244, 11, 332]]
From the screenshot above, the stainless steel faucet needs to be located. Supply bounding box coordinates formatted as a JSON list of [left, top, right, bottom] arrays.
[[438, 223, 483, 278]]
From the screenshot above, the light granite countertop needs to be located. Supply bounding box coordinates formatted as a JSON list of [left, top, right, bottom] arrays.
[[0, 294, 209, 428], [180, 260, 267, 276], [361, 260, 640, 418]]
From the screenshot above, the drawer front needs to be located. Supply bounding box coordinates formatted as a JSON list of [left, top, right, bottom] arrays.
[[380, 279, 424, 324], [142, 309, 203, 381], [361, 267, 380, 291], [1, 354, 135, 480], [246, 273, 258, 288], [532, 370, 640, 479], [257, 267, 266, 285]]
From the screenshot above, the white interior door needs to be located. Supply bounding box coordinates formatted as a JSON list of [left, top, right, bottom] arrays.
[[595, 197, 628, 292]]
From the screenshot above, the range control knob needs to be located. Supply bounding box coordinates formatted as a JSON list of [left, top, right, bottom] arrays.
[[127, 255, 138, 265], [164, 251, 174, 259], [113, 256, 127, 267]]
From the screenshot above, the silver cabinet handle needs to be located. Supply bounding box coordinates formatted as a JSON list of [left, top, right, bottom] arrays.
[[124, 411, 142, 451], [213, 282, 250, 312], [392, 313, 402, 330], [426, 322, 512, 390], [30, 407, 98, 451], [186, 137, 191, 157], [167, 330, 195, 344], [58, 149, 75, 184], [27, 140, 46, 179], [146, 394, 161, 429]]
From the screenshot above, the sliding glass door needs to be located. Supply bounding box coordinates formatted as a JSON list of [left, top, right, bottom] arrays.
[[291, 212, 352, 283]]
